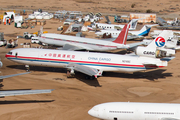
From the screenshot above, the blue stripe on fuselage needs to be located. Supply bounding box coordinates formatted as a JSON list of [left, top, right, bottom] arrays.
[[8, 57, 148, 70]]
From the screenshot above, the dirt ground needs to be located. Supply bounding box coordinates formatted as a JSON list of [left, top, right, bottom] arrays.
[[0, 0, 180, 120]]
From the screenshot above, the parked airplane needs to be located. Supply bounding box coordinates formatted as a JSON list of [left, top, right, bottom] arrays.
[[93, 19, 138, 31], [39, 24, 148, 51], [0, 60, 54, 97], [88, 102, 180, 120], [95, 25, 151, 38], [6, 30, 175, 79]]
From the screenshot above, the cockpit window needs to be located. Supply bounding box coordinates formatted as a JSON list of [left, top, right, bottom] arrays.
[[8, 52, 12, 55]]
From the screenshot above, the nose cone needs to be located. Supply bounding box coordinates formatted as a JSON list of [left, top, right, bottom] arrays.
[[88, 106, 99, 118], [88, 108, 95, 117], [5, 54, 8, 58]]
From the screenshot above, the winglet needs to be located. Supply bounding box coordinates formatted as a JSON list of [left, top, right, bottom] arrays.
[[112, 24, 130, 45]]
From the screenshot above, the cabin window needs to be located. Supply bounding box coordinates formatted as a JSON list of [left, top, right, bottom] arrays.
[[8, 52, 12, 55], [114, 118, 117, 120]]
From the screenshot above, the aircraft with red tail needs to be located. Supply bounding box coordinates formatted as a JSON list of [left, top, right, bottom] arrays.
[[6, 31, 175, 79]]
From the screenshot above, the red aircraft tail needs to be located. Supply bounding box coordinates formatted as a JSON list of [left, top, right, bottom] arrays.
[[112, 24, 130, 45]]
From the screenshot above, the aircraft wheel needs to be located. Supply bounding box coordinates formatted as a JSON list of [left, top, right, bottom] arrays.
[[85, 76, 95, 80], [67, 70, 71, 78]]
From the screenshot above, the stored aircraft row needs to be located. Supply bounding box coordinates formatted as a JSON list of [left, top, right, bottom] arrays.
[[6, 30, 175, 79], [39, 24, 148, 51]]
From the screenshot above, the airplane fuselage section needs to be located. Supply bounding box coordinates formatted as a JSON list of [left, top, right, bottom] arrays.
[[5, 48, 165, 73], [88, 102, 180, 120], [39, 33, 128, 51]]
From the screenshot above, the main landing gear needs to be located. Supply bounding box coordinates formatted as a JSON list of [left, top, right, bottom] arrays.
[[85, 75, 96, 80], [25, 65, 30, 72], [66, 69, 75, 78]]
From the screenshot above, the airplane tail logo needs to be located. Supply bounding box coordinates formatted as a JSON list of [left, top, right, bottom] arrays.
[[129, 19, 138, 29], [155, 37, 165, 47], [112, 24, 130, 45]]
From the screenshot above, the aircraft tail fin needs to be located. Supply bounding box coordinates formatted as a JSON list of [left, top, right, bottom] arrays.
[[147, 30, 173, 49], [138, 25, 151, 36], [129, 19, 138, 30], [112, 24, 130, 44]]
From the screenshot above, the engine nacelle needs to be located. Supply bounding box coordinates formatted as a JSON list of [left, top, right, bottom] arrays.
[[135, 46, 175, 58]]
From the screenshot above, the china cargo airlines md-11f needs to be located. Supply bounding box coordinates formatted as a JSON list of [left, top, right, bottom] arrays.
[[39, 24, 146, 51], [88, 102, 180, 120], [6, 30, 175, 79]]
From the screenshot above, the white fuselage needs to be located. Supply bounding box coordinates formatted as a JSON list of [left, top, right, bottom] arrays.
[[95, 23, 136, 31], [39, 33, 129, 51], [88, 102, 180, 120], [6, 48, 166, 74]]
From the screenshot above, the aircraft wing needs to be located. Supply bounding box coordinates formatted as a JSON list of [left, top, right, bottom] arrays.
[[66, 63, 99, 76], [0, 72, 30, 79], [62, 44, 91, 51], [127, 41, 147, 50], [127, 35, 144, 40], [127, 40, 152, 50], [0, 89, 54, 97]]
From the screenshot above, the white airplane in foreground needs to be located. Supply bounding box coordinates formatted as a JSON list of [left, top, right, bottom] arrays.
[[5, 30, 175, 79], [39, 24, 147, 51], [94, 19, 138, 31], [0, 60, 53, 97], [88, 102, 180, 120]]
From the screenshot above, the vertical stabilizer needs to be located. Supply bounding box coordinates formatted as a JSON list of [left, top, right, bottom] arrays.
[[138, 25, 151, 36], [147, 30, 173, 49], [129, 19, 138, 30], [113, 24, 130, 44]]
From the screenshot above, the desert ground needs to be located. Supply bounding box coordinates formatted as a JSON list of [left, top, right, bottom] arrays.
[[0, 0, 180, 120]]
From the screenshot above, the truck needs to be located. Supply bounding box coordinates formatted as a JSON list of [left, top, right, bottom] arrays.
[[6, 39, 18, 48], [31, 37, 40, 44], [23, 32, 37, 39], [0, 40, 7, 46], [130, 13, 156, 23]]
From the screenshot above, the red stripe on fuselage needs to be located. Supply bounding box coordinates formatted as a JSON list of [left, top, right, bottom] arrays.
[[5, 54, 165, 68], [6, 54, 147, 68]]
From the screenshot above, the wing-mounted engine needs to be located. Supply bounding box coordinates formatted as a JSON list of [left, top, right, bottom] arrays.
[[135, 46, 175, 58]]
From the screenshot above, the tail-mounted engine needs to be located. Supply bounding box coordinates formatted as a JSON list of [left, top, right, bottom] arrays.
[[135, 46, 175, 58]]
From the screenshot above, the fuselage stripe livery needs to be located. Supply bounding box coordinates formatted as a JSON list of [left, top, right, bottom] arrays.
[[6, 55, 163, 69]]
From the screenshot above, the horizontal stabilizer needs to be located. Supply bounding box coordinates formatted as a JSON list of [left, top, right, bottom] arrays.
[[0, 89, 54, 97], [160, 57, 175, 62]]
